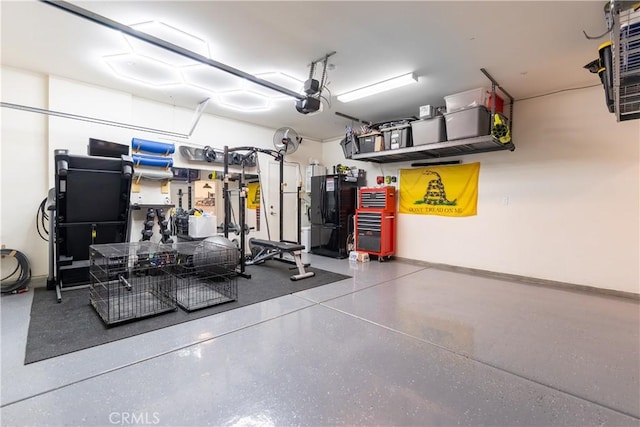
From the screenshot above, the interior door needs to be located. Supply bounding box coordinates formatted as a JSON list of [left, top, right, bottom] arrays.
[[268, 161, 298, 242]]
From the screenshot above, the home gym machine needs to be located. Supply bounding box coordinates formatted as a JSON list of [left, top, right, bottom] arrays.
[[222, 145, 314, 281], [47, 149, 135, 302]]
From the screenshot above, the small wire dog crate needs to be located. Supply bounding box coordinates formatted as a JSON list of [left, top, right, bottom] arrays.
[[170, 239, 238, 311], [89, 242, 178, 325]]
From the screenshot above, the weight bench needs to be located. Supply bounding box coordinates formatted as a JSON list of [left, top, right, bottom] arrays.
[[247, 238, 315, 281]]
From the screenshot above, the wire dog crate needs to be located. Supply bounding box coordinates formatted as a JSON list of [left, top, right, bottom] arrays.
[[170, 240, 238, 311], [89, 242, 178, 325]]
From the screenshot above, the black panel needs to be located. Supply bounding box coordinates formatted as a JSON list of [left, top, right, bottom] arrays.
[[65, 170, 124, 222], [88, 138, 129, 158]]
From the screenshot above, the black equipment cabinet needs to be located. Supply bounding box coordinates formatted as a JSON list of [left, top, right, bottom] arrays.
[[309, 174, 357, 259], [48, 149, 134, 302]]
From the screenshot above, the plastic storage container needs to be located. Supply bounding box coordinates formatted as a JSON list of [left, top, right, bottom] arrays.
[[382, 124, 412, 150], [189, 215, 217, 238], [486, 92, 504, 113], [411, 116, 447, 145], [358, 133, 383, 153], [444, 87, 503, 113], [443, 106, 491, 140], [340, 136, 359, 159]]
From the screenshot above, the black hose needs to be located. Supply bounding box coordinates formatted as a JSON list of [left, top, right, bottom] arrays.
[[1, 249, 31, 293]]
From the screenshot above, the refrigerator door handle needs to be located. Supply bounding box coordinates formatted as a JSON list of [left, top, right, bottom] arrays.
[[320, 178, 326, 223]]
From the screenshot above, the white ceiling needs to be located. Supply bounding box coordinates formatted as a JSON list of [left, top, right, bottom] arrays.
[[1, 1, 607, 141]]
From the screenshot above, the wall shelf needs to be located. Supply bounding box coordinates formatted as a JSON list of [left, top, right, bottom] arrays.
[[131, 203, 175, 210], [351, 135, 515, 163], [345, 69, 515, 164]]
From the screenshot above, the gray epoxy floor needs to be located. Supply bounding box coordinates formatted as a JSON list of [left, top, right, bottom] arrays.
[[1, 255, 639, 426]]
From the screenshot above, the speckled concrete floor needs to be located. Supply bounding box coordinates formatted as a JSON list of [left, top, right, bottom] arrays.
[[1, 255, 638, 426]]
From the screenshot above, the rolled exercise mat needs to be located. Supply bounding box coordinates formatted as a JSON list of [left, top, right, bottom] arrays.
[[131, 138, 176, 155], [133, 166, 174, 180], [132, 154, 173, 168]]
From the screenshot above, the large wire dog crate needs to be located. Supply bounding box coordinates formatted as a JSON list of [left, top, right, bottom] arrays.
[[170, 240, 238, 311], [89, 242, 178, 325]]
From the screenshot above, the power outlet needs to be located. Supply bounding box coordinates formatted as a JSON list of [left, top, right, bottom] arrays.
[[502, 196, 510, 206]]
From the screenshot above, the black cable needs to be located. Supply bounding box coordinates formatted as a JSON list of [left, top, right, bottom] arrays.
[[516, 84, 601, 102], [1, 249, 31, 293], [36, 198, 49, 241]]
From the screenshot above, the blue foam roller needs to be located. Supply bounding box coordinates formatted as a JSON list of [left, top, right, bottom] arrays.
[[131, 138, 175, 155], [132, 154, 173, 168]]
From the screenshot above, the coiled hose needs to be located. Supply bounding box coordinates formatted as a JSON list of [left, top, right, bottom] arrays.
[[1, 249, 31, 293]]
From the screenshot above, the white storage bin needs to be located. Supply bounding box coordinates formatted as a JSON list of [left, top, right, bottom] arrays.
[[188, 215, 217, 238], [444, 87, 489, 113]]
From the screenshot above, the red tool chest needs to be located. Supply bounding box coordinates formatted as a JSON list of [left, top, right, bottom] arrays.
[[355, 187, 396, 261]]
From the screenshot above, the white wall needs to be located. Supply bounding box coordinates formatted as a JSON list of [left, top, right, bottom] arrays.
[[323, 86, 639, 294], [1, 68, 49, 278], [1, 66, 323, 276]]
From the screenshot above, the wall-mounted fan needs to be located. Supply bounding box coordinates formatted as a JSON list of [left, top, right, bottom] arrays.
[[273, 127, 302, 154]]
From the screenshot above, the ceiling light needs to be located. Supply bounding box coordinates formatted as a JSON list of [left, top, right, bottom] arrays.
[[103, 53, 183, 87], [218, 90, 271, 112], [124, 21, 211, 67], [337, 73, 418, 103], [251, 72, 304, 99], [182, 65, 245, 93]]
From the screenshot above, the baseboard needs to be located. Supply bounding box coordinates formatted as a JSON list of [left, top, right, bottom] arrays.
[[394, 258, 640, 301]]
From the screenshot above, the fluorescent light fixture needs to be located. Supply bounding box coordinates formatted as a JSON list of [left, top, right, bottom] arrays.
[[124, 21, 211, 67], [218, 90, 271, 112], [182, 65, 244, 93], [251, 72, 304, 100], [337, 73, 418, 103], [103, 53, 183, 87]]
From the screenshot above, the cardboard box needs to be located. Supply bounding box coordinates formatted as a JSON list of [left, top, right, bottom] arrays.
[[419, 105, 436, 119], [374, 135, 385, 152], [349, 251, 370, 262]]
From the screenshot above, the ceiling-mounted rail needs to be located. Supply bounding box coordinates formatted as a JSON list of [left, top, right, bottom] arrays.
[[0, 101, 198, 139]]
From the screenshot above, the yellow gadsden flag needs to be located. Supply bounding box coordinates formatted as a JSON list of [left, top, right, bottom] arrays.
[[247, 182, 261, 210], [399, 163, 480, 217]]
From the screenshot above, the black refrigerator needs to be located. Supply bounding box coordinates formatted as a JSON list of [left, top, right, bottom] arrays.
[[310, 174, 358, 258]]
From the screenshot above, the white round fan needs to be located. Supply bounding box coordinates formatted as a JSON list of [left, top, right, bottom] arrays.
[[273, 127, 302, 154]]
